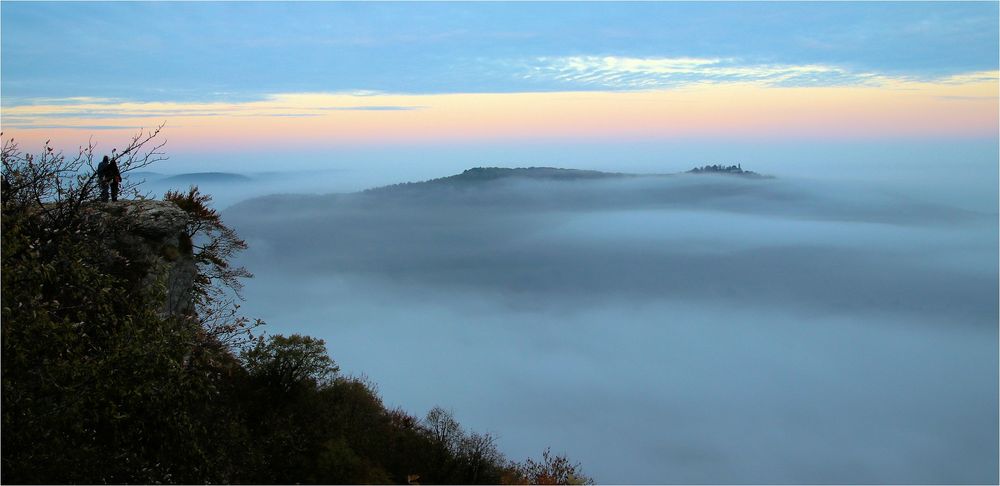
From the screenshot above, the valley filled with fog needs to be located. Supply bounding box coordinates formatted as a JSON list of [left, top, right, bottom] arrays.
[[152, 164, 997, 483]]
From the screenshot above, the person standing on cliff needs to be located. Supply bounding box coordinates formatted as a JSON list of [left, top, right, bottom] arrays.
[[97, 155, 122, 202]]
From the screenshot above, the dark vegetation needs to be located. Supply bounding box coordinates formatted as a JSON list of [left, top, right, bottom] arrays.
[[687, 164, 767, 178], [1, 131, 592, 484]]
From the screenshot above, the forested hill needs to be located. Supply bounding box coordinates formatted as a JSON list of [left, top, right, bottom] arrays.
[[1, 139, 591, 484], [366, 165, 769, 194], [229, 165, 783, 217], [366, 167, 630, 193]]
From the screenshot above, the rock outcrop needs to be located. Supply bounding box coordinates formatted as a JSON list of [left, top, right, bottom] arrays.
[[94, 200, 197, 317]]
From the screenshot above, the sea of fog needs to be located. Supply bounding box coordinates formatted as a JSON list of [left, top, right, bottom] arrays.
[[146, 160, 998, 484]]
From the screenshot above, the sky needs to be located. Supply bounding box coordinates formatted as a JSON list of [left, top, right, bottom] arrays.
[[1, 1, 998, 175]]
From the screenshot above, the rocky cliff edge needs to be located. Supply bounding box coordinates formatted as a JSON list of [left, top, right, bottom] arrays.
[[91, 200, 197, 318]]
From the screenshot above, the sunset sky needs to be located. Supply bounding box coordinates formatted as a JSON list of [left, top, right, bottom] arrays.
[[2, 2, 997, 175]]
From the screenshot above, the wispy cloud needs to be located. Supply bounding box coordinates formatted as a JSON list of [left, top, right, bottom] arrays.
[[3, 124, 141, 130], [938, 71, 1000, 85], [936, 94, 1000, 101], [240, 113, 325, 118], [0, 94, 424, 121], [319, 105, 426, 111], [519, 56, 897, 89], [2, 96, 121, 106], [7, 111, 225, 119]]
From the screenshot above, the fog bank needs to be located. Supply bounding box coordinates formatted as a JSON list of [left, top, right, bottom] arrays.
[[216, 169, 997, 483]]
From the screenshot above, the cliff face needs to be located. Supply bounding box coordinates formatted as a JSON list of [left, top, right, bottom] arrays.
[[97, 200, 197, 317]]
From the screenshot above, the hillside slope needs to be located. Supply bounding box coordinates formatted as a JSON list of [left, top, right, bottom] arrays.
[[1, 190, 590, 484]]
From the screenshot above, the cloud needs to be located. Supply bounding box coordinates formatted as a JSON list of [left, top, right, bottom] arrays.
[[238, 113, 324, 118], [318, 105, 426, 111], [0, 94, 424, 128], [4, 111, 224, 119], [1, 124, 142, 130], [936, 94, 1000, 101], [517, 56, 995, 90], [938, 70, 1000, 84]]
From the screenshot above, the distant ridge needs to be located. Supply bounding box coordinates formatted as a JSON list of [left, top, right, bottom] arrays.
[[160, 172, 253, 184], [129, 171, 165, 179], [365, 165, 770, 194], [365, 166, 630, 193], [448, 167, 626, 181]]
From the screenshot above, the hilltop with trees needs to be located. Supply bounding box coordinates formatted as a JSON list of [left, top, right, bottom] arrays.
[[0, 130, 592, 484], [687, 164, 768, 177], [367, 165, 770, 195]]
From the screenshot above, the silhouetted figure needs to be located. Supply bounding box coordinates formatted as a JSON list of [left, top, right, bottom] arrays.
[[97, 155, 122, 202]]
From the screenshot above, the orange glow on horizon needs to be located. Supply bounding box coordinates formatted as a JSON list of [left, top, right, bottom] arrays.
[[2, 72, 997, 153]]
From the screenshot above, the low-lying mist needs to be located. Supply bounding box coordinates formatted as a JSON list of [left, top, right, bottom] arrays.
[[215, 170, 996, 484]]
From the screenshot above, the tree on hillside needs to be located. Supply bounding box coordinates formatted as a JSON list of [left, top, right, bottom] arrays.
[[505, 448, 594, 485], [241, 334, 339, 393], [165, 186, 258, 348], [1, 127, 256, 483]]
